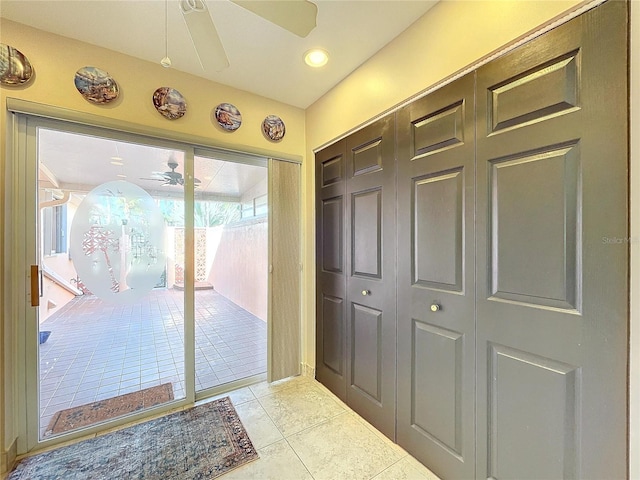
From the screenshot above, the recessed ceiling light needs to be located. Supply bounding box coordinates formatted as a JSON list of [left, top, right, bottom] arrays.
[[304, 49, 329, 68], [111, 160, 124, 166], [117, 174, 127, 178]]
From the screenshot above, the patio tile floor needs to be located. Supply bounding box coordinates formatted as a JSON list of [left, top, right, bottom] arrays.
[[38, 288, 266, 438]]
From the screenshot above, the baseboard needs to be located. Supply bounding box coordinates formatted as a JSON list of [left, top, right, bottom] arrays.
[[301, 363, 315, 379], [1, 438, 17, 476]]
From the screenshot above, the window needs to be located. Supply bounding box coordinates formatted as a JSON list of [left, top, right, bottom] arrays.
[[42, 203, 67, 255]]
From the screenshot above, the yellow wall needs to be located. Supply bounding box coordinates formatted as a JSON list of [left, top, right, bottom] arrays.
[[0, 18, 305, 467], [0, 20, 306, 157]]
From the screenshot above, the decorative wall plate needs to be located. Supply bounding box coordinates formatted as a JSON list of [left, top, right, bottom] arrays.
[[74, 66, 119, 103], [0, 43, 34, 86], [262, 115, 285, 141], [214, 103, 242, 131], [153, 87, 187, 120]]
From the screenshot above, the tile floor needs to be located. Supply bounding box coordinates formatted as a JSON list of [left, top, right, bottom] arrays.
[[38, 288, 266, 438], [7, 375, 441, 480], [214, 375, 441, 480]]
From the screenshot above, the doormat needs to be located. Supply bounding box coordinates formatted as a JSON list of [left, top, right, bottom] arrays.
[[9, 397, 258, 479], [45, 382, 174, 436]]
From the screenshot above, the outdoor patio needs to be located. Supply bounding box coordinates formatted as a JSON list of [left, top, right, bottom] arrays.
[[38, 288, 266, 438]]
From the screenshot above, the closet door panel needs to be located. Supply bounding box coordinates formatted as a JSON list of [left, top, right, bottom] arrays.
[[413, 168, 464, 291], [351, 188, 382, 278], [476, 2, 628, 478], [345, 115, 397, 440], [397, 73, 476, 480], [316, 141, 348, 400]]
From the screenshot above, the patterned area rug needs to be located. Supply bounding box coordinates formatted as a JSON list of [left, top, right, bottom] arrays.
[[45, 383, 174, 436], [9, 397, 258, 479]]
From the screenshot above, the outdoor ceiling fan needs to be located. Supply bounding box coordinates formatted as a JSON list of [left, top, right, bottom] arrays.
[[141, 158, 201, 187], [178, 0, 318, 71]]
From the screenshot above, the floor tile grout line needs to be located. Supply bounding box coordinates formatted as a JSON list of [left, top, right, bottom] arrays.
[[282, 436, 317, 480], [37, 289, 267, 437]]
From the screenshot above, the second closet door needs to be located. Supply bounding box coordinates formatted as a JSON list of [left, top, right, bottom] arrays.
[[345, 115, 397, 439], [396, 73, 476, 479]]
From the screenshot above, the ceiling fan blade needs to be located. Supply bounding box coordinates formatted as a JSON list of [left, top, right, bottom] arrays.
[[231, 0, 317, 37], [139, 177, 165, 182], [179, 0, 230, 71]]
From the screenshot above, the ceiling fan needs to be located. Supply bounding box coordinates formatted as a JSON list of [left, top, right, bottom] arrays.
[[141, 158, 201, 187], [177, 0, 318, 71]]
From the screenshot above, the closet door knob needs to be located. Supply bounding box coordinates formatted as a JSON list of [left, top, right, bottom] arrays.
[[430, 303, 441, 312], [362, 289, 371, 296]]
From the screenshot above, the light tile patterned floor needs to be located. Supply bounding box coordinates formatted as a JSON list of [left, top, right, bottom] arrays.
[[38, 288, 266, 438], [215, 376, 442, 480]]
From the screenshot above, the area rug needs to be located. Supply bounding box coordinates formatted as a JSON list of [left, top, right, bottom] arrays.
[[45, 383, 174, 436], [9, 397, 258, 479]]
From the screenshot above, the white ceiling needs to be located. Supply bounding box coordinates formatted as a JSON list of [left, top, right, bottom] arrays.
[[0, 0, 438, 109], [38, 129, 267, 200]]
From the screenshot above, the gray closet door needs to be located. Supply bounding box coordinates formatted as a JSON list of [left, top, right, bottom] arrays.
[[475, 1, 628, 478], [396, 73, 476, 479], [316, 140, 348, 400], [345, 115, 397, 439]]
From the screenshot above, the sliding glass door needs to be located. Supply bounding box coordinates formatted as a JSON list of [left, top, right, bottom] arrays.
[[192, 152, 268, 395], [9, 111, 298, 454], [9, 117, 199, 451], [34, 127, 188, 442]]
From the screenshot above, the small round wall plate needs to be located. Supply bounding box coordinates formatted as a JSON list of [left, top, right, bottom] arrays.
[[74, 66, 119, 104], [0, 43, 34, 86], [262, 115, 285, 141], [214, 103, 242, 131], [153, 87, 187, 120]]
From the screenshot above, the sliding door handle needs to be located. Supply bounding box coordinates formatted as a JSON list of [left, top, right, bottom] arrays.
[[30, 265, 40, 307]]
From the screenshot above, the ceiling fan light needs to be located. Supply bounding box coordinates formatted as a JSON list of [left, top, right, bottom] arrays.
[[304, 49, 328, 67]]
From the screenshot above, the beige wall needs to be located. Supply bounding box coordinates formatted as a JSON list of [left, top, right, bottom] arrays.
[[0, 18, 305, 467], [208, 218, 268, 322], [0, 20, 305, 159]]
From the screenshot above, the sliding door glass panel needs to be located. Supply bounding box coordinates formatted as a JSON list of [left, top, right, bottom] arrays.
[[37, 128, 185, 439], [193, 154, 268, 392]]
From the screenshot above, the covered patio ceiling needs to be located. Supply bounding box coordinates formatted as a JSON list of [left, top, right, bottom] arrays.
[[37, 129, 266, 201]]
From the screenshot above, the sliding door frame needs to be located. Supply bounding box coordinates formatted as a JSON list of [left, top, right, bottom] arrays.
[[9, 113, 197, 453], [191, 147, 269, 402], [5, 100, 303, 455]]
